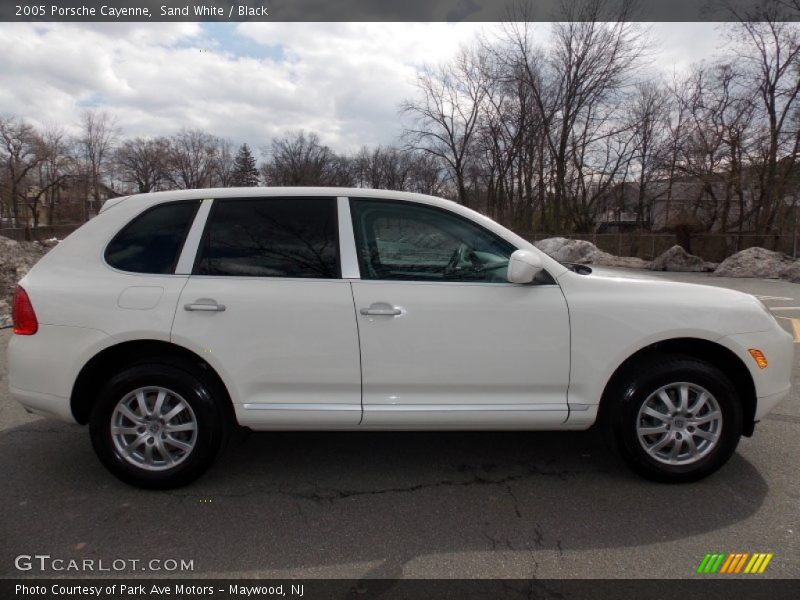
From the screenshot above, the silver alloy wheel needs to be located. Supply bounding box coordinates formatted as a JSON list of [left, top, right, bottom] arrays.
[[110, 386, 198, 472], [636, 382, 723, 466]]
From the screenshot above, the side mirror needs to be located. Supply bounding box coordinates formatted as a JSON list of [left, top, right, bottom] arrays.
[[507, 249, 543, 284]]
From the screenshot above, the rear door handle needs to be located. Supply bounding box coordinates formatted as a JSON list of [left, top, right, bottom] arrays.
[[360, 302, 402, 316], [184, 299, 226, 312]]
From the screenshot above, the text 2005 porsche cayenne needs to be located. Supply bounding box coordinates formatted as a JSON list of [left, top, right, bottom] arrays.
[[8, 188, 793, 488]]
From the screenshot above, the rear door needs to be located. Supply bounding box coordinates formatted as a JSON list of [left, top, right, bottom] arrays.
[[170, 195, 362, 429]]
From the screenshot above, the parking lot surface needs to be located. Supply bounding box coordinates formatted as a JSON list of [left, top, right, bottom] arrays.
[[1, 271, 798, 579]]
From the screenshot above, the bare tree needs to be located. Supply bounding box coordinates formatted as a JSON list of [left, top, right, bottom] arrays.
[[79, 110, 117, 220], [212, 138, 236, 187], [261, 131, 350, 186], [115, 137, 171, 193], [350, 146, 415, 191], [659, 72, 695, 232], [29, 125, 76, 228], [404, 151, 447, 195], [723, 0, 800, 236], [166, 129, 220, 189], [472, 48, 535, 225], [498, 0, 646, 229], [627, 80, 672, 227], [401, 45, 490, 206], [0, 115, 44, 226]]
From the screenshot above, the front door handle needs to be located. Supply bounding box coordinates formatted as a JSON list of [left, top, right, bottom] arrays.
[[184, 298, 226, 312], [360, 302, 402, 316]]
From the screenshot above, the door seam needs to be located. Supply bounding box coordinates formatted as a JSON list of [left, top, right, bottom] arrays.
[[349, 281, 365, 424], [168, 275, 193, 343]]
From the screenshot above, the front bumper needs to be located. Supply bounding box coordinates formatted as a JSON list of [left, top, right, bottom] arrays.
[[722, 326, 794, 424], [755, 387, 791, 421]]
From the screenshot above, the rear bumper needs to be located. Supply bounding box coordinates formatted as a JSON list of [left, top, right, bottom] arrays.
[[7, 324, 110, 424], [10, 386, 76, 422]]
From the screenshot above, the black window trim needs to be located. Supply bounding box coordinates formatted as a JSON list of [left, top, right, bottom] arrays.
[[191, 195, 343, 280], [103, 199, 201, 276]]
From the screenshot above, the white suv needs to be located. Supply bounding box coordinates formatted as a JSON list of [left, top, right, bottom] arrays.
[[7, 188, 793, 488]]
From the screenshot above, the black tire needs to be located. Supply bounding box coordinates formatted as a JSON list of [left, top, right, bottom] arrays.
[[90, 363, 226, 489], [605, 354, 743, 483]]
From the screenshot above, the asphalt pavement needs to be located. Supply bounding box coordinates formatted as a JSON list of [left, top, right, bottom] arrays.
[[1, 271, 798, 579]]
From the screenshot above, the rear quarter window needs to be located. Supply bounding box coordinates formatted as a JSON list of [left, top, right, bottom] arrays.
[[105, 200, 200, 274]]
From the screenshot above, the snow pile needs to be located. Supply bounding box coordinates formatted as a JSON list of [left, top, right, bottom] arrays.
[[0, 236, 56, 328], [535, 238, 800, 278], [534, 237, 603, 263], [534, 237, 650, 269], [713, 247, 793, 279], [781, 261, 800, 283], [650, 245, 717, 272]]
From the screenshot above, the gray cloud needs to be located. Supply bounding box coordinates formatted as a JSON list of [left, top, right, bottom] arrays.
[[0, 22, 725, 152]]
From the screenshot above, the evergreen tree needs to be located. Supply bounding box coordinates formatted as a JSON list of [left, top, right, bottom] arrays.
[[230, 143, 259, 186]]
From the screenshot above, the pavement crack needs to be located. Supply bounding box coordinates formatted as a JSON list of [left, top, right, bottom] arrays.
[[293, 499, 310, 527], [524, 539, 539, 580], [482, 531, 514, 551], [287, 473, 528, 503], [530, 525, 544, 549], [506, 484, 522, 518], [164, 464, 575, 504]]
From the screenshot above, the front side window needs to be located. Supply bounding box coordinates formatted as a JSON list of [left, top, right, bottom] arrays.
[[105, 200, 200, 274], [195, 197, 339, 278], [350, 198, 515, 283]]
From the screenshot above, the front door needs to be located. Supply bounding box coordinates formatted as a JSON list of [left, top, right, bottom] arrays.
[[348, 198, 570, 428]]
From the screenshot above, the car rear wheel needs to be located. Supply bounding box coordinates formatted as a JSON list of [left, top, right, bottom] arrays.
[[607, 355, 743, 483], [90, 363, 226, 489]]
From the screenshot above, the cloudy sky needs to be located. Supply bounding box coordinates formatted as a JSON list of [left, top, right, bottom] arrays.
[[0, 22, 728, 153]]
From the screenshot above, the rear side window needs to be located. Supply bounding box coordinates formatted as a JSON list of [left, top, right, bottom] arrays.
[[194, 197, 340, 278], [105, 201, 200, 274]]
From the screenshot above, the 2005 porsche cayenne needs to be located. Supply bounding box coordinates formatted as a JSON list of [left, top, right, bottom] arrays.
[[8, 188, 793, 488]]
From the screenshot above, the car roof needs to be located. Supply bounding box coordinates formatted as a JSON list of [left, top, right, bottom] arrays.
[[101, 187, 460, 213]]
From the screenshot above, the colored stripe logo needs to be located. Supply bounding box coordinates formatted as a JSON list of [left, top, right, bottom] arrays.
[[696, 552, 773, 574]]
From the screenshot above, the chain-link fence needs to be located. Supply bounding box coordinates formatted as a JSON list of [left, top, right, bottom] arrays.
[[0, 225, 79, 242], [521, 232, 799, 263]]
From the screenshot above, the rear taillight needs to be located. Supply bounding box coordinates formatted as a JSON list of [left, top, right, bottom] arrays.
[[12, 286, 38, 335]]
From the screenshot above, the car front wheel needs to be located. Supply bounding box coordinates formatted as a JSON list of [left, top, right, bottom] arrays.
[[607, 355, 743, 483], [90, 363, 226, 489]]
